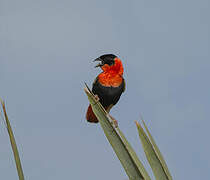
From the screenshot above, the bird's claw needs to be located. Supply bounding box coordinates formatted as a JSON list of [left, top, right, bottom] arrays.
[[110, 115, 118, 128], [93, 94, 100, 105], [94, 94, 99, 102]]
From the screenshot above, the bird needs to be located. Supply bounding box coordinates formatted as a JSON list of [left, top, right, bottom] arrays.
[[86, 54, 125, 123]]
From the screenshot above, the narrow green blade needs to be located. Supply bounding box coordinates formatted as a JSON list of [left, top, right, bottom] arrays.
[[0, 99, 25, 180], [84, 85, 143, 180], [142, 120, 172, 180], [117, 127, 151, 180], [135, 121, 169, 180]]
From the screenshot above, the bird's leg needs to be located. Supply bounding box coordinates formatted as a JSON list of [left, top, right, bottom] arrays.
[[109, 115, 118, 128]]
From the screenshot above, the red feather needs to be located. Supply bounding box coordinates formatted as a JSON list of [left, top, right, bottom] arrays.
[[86, 105, 98, 123]]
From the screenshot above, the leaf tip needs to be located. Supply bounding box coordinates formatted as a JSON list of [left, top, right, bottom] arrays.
[[0, 100, 6, 113], [0, 98, 4, 106], [135, 120, 140, 127], [84, 87, 89, 94]]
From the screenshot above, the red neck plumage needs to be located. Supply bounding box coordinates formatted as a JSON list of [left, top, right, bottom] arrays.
[[101, 58, 124, 76], [98, 58, 124, 87]]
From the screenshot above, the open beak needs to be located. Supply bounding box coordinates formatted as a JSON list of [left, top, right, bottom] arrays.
[[93, 58, 103, 68]]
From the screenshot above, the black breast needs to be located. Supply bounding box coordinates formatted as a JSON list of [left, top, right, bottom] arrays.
[[92, 78, 125, 108]]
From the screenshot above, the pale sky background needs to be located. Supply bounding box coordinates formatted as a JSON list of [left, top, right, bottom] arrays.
[[0, 0, 210, 179]]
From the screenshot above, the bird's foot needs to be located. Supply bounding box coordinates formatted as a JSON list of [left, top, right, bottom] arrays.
[[93, 94, 100, 105], [94, 94, 99, 102], [109, 115, 118, 128]]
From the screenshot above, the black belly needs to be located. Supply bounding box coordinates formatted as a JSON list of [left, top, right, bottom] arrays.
[[92, 78, 125, 108]]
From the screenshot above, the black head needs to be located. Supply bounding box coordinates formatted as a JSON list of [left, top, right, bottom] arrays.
[[94, 54, 117, 68]]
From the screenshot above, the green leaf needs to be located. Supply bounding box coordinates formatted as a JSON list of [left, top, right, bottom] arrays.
[[142, 120, 172, 180], [0, 99, 25, 180], [117, 127, 151, 180], [84, 85, 144, 180], [135, 121, 170, 180]]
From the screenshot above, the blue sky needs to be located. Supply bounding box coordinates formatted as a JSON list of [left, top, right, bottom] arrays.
[[1, 0, 210, 179]]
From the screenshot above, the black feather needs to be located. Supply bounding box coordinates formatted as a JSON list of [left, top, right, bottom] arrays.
[[92, 77, 125, 109]]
